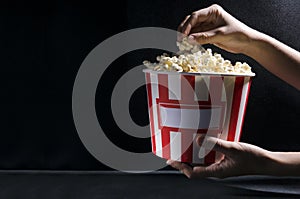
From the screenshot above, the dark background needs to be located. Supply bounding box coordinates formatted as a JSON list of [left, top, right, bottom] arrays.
[[0, 0, 299, 170]]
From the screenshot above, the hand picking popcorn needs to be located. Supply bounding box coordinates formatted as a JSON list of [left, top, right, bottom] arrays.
[[143, 37, 254, 75]]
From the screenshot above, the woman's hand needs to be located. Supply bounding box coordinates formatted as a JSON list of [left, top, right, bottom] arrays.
[[178, 4, 300, 90], [178, 4, 257, 54], [167, 135, 276, 179]]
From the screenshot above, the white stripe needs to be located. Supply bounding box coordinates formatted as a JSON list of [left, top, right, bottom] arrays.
[[155, 131, 162, 157], [170, 131, 182, 161], [150, 73, 162, 157], [168, 74, 181, 100], [193, 133, 204, 164], [194, 76, 210, 101], [159, 106, 222, 129], [221, 78, 226, 102], [234, 77, 250, 141], [220, 77, 235, 141]]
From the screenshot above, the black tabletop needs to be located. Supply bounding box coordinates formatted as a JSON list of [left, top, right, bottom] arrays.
[[0, 170, 299, 199]]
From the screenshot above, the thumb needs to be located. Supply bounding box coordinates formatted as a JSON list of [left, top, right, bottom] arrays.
[[188, 28, 223, 45], [196, 135, 235, 155]]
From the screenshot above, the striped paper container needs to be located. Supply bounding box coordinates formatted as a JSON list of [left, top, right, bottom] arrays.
[[143, 69, 254, 165]]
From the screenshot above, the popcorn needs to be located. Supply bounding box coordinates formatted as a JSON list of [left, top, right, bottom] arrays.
[[143, 37, 254, 75]]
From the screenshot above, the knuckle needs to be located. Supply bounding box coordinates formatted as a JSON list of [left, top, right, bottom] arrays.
[[191, 11, 198, 18], [210, 4, 223, 16], [211, 4, 222, 10]]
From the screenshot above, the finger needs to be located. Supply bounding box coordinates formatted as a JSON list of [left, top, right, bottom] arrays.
[[177, 15, 190, 41], [193, 160, 229, 178], [188, 27, 226, 45], [181, 5, 217, 35], [189, 22, 219, 34], [196, 135, 236, 156], [177, 15, 190, 33], [188, 30, 218, 45], [166, 160, 194, 178]]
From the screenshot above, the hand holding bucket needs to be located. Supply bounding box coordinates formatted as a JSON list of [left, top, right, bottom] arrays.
[[144, 69, 253, 165]]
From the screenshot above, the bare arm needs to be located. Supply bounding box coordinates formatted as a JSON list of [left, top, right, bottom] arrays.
[[179, 4, 300, 89], [267, 151, 300, 176], [169, 4, 300, 179], [245, 31, 300, 89], [167, 136, 300, 178]]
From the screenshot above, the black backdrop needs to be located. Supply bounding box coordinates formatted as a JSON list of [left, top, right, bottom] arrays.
[[1, 0, 299, 170]]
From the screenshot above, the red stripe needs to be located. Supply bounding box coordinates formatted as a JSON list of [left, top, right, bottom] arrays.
[[181, 75, 195, 103], [157, 74, 169, 130], [158, 74, 168, 100], [208, 76, 223, 104], [237, 77, 252, 141], [145, 73, 156, 153], [227, 77, 244, 141], [180, 129, 193, 162], [161, 128, 170, 159]]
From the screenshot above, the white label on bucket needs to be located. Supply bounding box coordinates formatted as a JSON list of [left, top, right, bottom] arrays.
[[168, 75, 181, 100], [159, 104, 222, 129], [170, 131, 182, 161], [194, 76, 210, 101], [234, 77, 250, 141]]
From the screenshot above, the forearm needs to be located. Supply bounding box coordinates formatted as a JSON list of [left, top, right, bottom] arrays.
[[264, 151, 300, 176], [244, 30, 300, 90]]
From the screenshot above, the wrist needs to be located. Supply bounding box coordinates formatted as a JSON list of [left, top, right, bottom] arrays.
[[271, 152, 300, 176], [241, 28, 268, 57], [264, 151, 300, 176]]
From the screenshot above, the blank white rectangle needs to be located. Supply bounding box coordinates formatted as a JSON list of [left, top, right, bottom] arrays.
[[160, 106, 222, 129]]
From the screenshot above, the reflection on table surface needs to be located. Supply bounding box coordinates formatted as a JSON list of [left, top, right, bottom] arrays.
[[0, 170, 299, 199]]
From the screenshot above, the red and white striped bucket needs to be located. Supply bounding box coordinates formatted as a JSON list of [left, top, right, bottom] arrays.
[[144, 69, 254, 165]]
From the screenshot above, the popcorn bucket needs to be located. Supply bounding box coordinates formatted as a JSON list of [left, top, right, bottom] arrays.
[[143, 69, 254, 165]]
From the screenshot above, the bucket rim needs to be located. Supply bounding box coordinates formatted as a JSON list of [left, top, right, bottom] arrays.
[[142, 68, 256, 77]]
